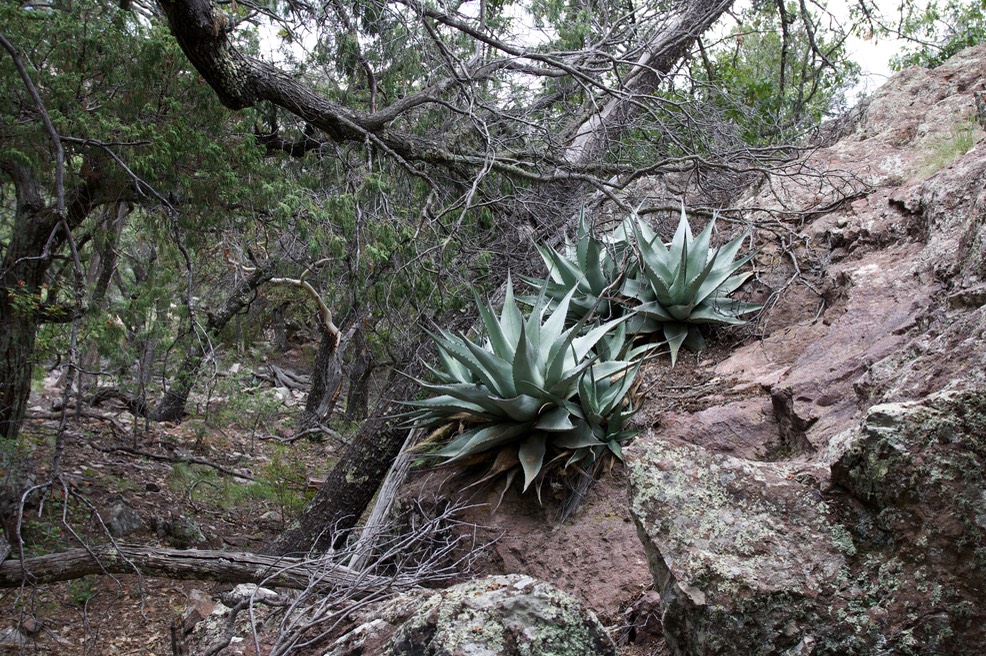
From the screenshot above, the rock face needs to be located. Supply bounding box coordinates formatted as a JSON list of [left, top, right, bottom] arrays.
[[627, 44, 986, 655], [326, 574, 616, 656]]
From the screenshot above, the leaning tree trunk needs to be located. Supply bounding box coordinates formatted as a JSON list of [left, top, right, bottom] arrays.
[[344, 324, 373, 422], [301, 320, 345, 427], [150, 265, 273, 422]]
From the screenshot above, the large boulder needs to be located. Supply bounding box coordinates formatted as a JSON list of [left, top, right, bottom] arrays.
[[627, 437, 847, 655], [628, 392, 985, 655], [325, 574, 616, 656]]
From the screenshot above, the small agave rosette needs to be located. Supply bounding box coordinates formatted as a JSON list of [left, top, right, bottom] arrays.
[[624, 207, 761, 364]]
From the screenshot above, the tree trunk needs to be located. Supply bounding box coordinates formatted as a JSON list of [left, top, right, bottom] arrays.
[[0, 544, 407, 594], [0, 292, 43, 442], [79, 202, 130, 393], [150, 265, 274, 422], [0, 160, 100, 442], [344, 325, 373, 422], [272, 300, 290, 353], [301, 320, 344, 426], [266, 368, 418, 556]]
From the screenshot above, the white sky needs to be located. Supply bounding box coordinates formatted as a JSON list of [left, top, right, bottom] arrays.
[[826, 0, 931, 101]]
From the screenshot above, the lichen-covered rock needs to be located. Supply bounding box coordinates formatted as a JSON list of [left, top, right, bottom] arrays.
[[325, 574, 616, 656], [627, 392, 986, 655], [829, 392, 986, 654], [626, 438, 848, 656], [105, 501, 143, 538]]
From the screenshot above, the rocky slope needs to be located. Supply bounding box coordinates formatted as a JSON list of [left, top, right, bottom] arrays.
[[625, 43, 986, 655]]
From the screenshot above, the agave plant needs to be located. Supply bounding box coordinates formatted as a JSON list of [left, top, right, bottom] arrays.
[[522, 211, 630, 324], [624, 207, 761, 365], [408, 279, 640, 491]]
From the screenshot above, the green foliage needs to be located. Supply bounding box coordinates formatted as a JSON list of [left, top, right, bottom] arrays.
[[887, 0, 986, 70], [67, 576, 99, 606], [625, 208, 761, 365], [408, 279, 641, 491], [692, 2, 860, 143], [168, 456, 311, 522], [260, 445, 312, 522], [921, 118, 976, 173]]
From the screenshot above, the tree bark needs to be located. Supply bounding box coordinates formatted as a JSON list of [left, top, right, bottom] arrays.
[[301, 320, 344, 427], [79, 201, 129, 392], [344, 324, 373, 422], [151, 265, 274, 422], [0, 544, 407, 594], [0, 160, 101, 442]]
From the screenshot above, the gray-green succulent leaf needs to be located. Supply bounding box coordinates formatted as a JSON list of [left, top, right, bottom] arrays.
[[625, 205, 761, 364]]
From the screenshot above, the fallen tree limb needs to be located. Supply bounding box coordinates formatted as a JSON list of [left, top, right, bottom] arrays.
[[94, 445, 259, 482], [0, 544, 407, 594]]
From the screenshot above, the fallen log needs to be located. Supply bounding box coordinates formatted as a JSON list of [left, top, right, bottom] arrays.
[[0, 544, 407, 594]]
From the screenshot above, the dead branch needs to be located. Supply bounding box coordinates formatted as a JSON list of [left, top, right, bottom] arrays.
[[0, 545, 403, 594], [94, 445, 259, 482]]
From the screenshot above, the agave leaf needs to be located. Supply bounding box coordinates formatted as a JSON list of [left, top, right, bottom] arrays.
[[607, 440, 624, 459], [694, 253, 756, 305], [683, 328, 705, 352], [621, 277, 652, 302], [538, 356, 594, 401], [427, 349, 472, 384], [667, 302, 697, 321], [512, 321, 545, 396], [570, 314, 629, 362], [668, 238, 692, 302], [564, 447, 591, 469], [544, 322, 584, 383], [428, 333, 505, 394], [534, 405, 576, 431], [537, 244, 583, 288], [633, 221, 675, 284], [518, 432, 548, 491], [688, 299, 761, 324], [552, 420, 603, 449], [460, 338, 516, 398], [635, 300, 674, 322], [575, 211, 590, 269], [668, 206, 693, 267], [595, 365, 641, 416], [712, 270, 754, 297], [710, 230, 751, 269], [474, 291, 515, 362], [686, 215, 716, 276], [663, 322, 689, 366], [681, 252, 719, 307], [438, 422, 532, 461], [639, 264, 676, 307], [584, 237, 607, 293], [540, 287, 574, 348], [500, 277, 524, 347]]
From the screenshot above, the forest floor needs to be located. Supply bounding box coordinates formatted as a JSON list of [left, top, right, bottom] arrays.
[[0, 348, 345, 654]]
